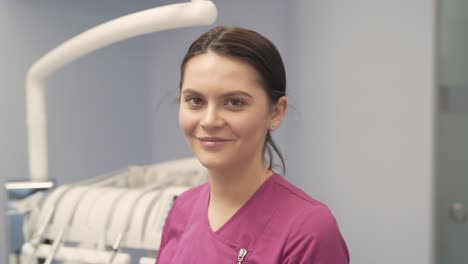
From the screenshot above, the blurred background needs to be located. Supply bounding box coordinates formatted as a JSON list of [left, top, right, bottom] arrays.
[[0, 0, 467, 263]]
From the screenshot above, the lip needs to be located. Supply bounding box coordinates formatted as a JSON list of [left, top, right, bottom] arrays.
[[197, 137, 232, 142], [196, 136, 233, 149]]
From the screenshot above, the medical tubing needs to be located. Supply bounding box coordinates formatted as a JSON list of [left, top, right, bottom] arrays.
[[43, 229, 64, 264], [24, 185, 74, 264], [26, 168, 128, 262], [42, 185, 100, 264], [106, 181, 174, 264], [26, 176, 113, 263], [29, 174, 114, 246]]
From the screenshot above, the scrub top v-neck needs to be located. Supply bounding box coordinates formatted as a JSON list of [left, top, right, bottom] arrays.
[[155, 172, 349, 264]]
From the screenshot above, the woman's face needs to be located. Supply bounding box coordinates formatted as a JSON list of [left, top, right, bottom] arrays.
[[179, 52, 274, 170]]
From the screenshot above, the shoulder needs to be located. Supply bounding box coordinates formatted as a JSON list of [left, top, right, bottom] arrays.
[[269, 174, 343, 235], [174, 182, 208, 205], [270, 173, 326, 216], [287, 204, 343, 245], [270, 174, 349, 263], [163, 183, 208, 231], [271, 174, 323, 205], [271, 174, 341, 233], [170, 182, 208, 218], [282, 206, 349, 263], [158, 183, 208, 250]]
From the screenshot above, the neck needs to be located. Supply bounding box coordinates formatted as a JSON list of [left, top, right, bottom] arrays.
[[207, 160, 272, 208]]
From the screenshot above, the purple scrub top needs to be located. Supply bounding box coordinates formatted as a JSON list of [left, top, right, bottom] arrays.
[[155, 172, 349, 263]]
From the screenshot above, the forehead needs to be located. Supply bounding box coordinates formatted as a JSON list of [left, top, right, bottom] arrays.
[[182, 52, 263, 95]]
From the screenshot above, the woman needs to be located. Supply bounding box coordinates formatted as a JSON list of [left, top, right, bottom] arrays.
[[155, 26, 349, 263]]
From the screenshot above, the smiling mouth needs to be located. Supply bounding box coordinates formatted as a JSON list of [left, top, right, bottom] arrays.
[[197, 137, 233, 142], [195, 137, 234, 149]]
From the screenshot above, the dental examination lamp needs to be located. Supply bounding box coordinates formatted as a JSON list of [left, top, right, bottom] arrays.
[[25, 0, 217, 182]]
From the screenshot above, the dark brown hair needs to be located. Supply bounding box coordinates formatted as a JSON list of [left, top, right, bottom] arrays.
[[180, 26, 286, 171]]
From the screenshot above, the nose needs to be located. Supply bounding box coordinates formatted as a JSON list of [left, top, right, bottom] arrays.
[[200, 105, 224, 129]]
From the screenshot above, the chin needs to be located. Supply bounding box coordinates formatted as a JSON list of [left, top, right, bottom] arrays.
[[195, 155, 233, 170], [197, 159, 226, 170]]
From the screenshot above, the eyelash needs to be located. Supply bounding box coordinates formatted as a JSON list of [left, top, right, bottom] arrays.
[[184, 97, 246, 108], [186, 97, 204, 106], [225, 98, 245, 107]]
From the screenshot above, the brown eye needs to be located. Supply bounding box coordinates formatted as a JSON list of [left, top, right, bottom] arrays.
[[186, 97, 204, 106], [226, 98, 245, 107]]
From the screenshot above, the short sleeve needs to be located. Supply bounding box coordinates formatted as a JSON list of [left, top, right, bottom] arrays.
[[154, 197, 189, 263], [282, 205, 350, 264], [157, 202, 175, 252]]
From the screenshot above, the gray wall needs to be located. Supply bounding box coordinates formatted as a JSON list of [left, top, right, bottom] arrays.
[[1, 0, 437, 263], [289, 1, 435, 263], [0, 0, 155, 184]]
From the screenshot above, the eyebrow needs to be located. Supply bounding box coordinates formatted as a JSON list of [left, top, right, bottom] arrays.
[[182, 88, 254, 99]]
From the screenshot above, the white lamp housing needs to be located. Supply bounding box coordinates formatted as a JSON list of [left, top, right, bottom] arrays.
[[26, 0, 217, 181]]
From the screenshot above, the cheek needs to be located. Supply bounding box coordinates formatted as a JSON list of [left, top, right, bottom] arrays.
[[233, 112, 269, 138], [179, 107, 196, 136]]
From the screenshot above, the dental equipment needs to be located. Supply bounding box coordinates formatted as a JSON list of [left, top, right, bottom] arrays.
[[21, 0, 216, 263], [21, 158, 208, 264], [26, 0, 217, 182]]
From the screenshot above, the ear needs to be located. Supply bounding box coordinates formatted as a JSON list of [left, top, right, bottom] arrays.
[[269, 96, 288, 130]]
